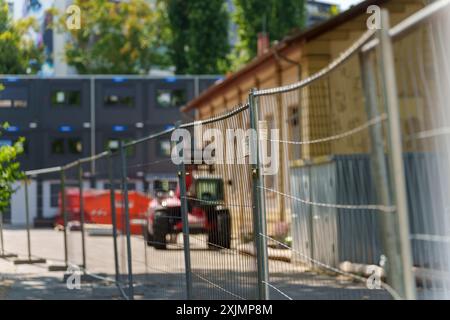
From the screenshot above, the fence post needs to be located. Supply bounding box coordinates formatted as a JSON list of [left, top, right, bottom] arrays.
[[360, 50, 403, 297], [377, 9, 416, 300], [78, 162, 87, 270], [0, 210, 17, 258], [90, 77, 96, 175], [176, 122, 193, 300], [119, 140, 134, 300], [108, 151, 120, 284], [25, 178, 32, 260], [61, 168, 69, 268], [249, 89, 270, 300], [12, 179, 46, 265], [307, 167, 314, 267]]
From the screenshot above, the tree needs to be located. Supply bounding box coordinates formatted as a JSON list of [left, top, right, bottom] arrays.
[[165, 0, 230, 74], [165, 0, 189, 74], [231, 0, 306, 68], [0, 0, 43, 74], [0, 120, 25, 216], [57, 0, 170, 74]]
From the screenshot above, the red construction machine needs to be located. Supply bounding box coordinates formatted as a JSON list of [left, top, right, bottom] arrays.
[[55, 189, 151, 235], [145, 163, 231, 250]]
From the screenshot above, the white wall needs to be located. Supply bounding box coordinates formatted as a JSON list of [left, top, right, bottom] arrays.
[[10, 181, 37, 226]]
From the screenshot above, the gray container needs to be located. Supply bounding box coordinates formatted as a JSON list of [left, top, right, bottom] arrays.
[[290, 153, 442, 268]]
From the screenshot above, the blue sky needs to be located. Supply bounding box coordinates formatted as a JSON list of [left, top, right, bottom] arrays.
[[337, 0, 365, 10]]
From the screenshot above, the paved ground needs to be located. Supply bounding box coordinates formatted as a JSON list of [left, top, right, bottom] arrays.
[[1, 227, 392, 300]]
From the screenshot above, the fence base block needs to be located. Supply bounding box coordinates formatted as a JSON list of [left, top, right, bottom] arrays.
[[0, 253, 18, 259], [13, 258, 46, 265], [48, 264, 68, 272]]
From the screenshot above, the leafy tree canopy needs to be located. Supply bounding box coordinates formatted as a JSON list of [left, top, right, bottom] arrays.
[[231, 0, 306, 69], [0, 118, 25, 214], [0, 0, 43, 74], [56, 0, 170, 74], [165, 0, 230, 74]]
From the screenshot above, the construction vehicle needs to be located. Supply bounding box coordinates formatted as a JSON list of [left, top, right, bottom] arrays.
[[145, 163, 231, 250]]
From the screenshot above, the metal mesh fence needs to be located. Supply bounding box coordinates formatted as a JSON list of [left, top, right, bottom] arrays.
[[7, 170, 68, 265], [3, 0, 450, 301], [180, 105, 259, 300], [62, 163, 84, 270], [254, 35, 395, 300], [121, 131, 187, 299], [13, 140, 188, 299], [390, 6, 450, 299]]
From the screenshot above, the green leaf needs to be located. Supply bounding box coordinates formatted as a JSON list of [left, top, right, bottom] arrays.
[[0, 121, 25, 212]]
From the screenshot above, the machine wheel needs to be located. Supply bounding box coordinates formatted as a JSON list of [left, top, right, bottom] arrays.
[[144, 225, 154, 247], [153, 211, 169, 250], [208, 211, 231, 249]]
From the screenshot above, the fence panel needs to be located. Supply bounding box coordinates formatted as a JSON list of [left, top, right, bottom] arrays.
[[20, 170, 68, 267], [389, 6, 450, 299], [83, 152, 125, 296], [180, 105, 259, 300], [4, 0, 450, 301], [62, 163, 85, 270], [254, 31, 397, 300], [120, 130, 187, 299]]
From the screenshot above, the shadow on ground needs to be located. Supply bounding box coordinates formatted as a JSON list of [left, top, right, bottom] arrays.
[[2, 266, 392, 300]]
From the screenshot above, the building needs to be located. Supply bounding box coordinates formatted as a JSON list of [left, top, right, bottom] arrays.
[[181, 0, 426, 237], [7, 0, 56, 75], [0, 75, 221, 225], [306, 0, 340, 27]]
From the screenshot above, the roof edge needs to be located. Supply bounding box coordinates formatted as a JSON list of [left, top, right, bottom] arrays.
[[182, 0, 389, 112]]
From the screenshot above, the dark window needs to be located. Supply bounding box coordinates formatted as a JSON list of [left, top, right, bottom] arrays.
[[51, 90, 81, 107], [104, 87, 135, 108], [51, 139, 65, 154], [106, 139, 120, 152], [104, 95, 134, 107], [106, 138, 135, 157], [51, 138, 82, 155], [0, 86, 28, 108], [156, 89, 186, 108], [154, 180, 177, 192], [158, 139, 171, 157], [195, 179, 224, 202], [154, 180, 168, 192], [68, 138, 83, 154]]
